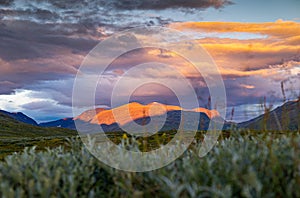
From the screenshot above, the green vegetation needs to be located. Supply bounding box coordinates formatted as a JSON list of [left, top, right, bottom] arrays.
[[0, 137, 74, 160], [0, 112, 76, 159], [238, 99, 300, 132], [104, 130, 230, 152], [0, 112, 76, 138], [0, 132, 299, 197]]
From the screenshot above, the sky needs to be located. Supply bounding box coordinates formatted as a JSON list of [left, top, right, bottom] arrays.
[[0, 0, 299, 122]]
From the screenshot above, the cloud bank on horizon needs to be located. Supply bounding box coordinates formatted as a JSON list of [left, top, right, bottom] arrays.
[[0, 0, 299, 122]]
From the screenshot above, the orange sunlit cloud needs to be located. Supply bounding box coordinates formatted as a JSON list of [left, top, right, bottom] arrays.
[[240, 84, 255, 89], [169, 19, 300, 38], [169, 20, 300, 80]]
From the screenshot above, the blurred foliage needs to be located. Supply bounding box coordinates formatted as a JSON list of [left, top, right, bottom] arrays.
[[0, 132, 299, 197], [0, 112, 76, 159]]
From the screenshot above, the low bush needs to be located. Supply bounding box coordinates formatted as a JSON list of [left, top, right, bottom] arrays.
[[0, 133, 299, 197]]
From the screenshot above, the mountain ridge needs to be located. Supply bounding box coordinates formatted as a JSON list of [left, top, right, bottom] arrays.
[[0, 110, 38, 126], [238, 99, 299, 131], [2, 100, 298, 132], [40, 102, 224, 132]]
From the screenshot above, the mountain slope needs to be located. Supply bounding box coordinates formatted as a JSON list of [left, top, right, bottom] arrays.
[[75, 108, 107, 123], [0, 112, 76, 137], [238, 100, 300, 131], [88, 102, 183, 126], [0, 110, 38, 126]]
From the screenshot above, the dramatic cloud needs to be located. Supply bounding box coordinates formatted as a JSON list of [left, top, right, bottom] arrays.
[[0, 1, 298, 122], [170, 20, 300, 74], [169, 21, 300, 75]]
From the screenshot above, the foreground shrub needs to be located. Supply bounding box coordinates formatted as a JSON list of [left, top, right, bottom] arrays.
[[0, 133, 299, 197]]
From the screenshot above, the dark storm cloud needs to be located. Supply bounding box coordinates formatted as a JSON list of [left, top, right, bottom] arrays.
[[0, 0, 12, 6], [0, 20, 101, 61], [0, 0, 232, 11], [106, 0, 233, 10], [0, 18, 101, 94], [0, 0, 232, 26], [21, 100, 55, 110], [0, 81, 16, 94], [44, 0, 232, 10]]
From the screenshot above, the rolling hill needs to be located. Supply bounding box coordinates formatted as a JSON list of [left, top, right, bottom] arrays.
[[0, 111, 76, 138], [0, 110, 38, 126], [238, 99, 300, 131], [39, 118, 76, 129]]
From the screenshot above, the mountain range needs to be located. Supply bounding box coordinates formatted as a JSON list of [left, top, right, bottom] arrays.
[[1, 100, 299, 133], [40, 102, 226, 133]]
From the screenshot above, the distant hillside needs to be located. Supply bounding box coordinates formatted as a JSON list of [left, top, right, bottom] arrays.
[[238, 100, 300, 131], [39, 118, 76, 129], [0, 112, 76, 138], [0, 110, 38, 126]]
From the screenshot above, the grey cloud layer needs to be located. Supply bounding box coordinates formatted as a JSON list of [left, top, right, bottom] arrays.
[[0, 0, 232, 26], [0, 20, 99, 61], [0, 17, 99, 94], [105, 0, 232, 10]]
